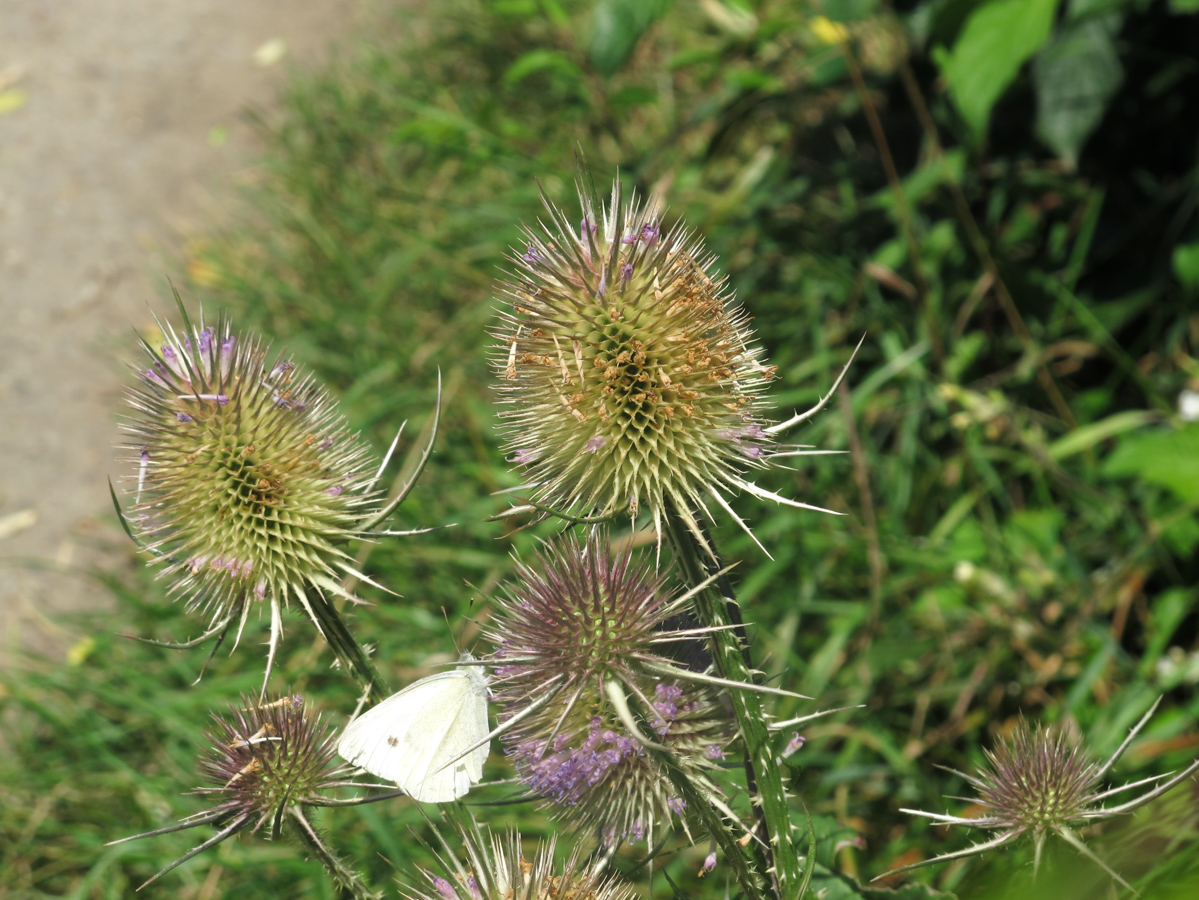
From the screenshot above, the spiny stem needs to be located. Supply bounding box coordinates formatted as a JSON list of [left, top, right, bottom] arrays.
[[649, 732, 766, 900], [662, 502, 801, 900], [289, 808, 381, 900]]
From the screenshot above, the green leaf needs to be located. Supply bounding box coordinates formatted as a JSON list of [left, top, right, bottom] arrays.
[[1034, 18, 1123, 166], [503, 49, 585, 87], [1173, 242, 1199, 290], [1103, 424, 1199, 503], [1046, 410, 1157, 460], [934, 0, 1059, 139], [590, 0, 671, 77]]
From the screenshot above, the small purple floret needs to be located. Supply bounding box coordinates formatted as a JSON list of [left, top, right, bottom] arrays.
[[701, 851, 717, 875], [783, 733, 806, 757], [705, 743, 725, 760], [620, 262, 633, 285], [198, 326, 215, 353], [512, 716, 643, 808], [176, 412, 194, 423], [523, 243, 543, 264], [640, 223, 660, 246], [431, 876, 458, 900], [667, 797, 686, 816], [327, 485, 344, 497], [585, 435, 604, 453]]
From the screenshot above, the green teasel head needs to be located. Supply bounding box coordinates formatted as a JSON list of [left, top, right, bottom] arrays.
[[494, 174, 843, 551], [118, 306, 434, 694]]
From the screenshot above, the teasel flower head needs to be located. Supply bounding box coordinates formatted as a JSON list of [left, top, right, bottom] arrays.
[[118, 306, 438, 693], [483, 531, 757, 844], [494, 175, 852, 553], [107, 695, 394, 891], [403, 816, 638, 900], [884, 699, 1199, 893]]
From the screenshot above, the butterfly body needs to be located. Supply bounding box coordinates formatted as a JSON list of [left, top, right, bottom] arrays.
[[337, 659, 490, 802]]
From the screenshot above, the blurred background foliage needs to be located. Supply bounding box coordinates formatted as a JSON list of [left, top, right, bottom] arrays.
[[4, 0, 1199, 897]]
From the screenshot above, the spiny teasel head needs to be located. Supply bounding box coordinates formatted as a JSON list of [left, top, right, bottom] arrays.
[[119, 308, 430, 692], [483, 531, 737, 844], [402, 816, 639, 900], [108, 694, 386, 890], [885, 699, 1199, 893], [195, 694, 350, 822], [494, 176, 843, 551]]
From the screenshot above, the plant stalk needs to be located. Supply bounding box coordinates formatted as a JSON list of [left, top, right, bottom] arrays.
[[662, 502, 801, 900], [289, 807, 381, 900]]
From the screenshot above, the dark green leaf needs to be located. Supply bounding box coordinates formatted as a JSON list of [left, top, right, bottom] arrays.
[[1103, 425, 1199, 503], [1034, 18, 1123, 166], [589, 0, 671, 77], [1173, 242, 1199, 290]]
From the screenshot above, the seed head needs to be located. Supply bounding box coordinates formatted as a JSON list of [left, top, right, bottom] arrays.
[[886, 701, 1199, 893], [120, 312, 403, 689], [495, 178, 837, 547], [402, 817, 638, 900], [484, 532, 732, 843]]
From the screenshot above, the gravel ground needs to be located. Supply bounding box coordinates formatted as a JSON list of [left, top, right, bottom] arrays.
[[0, 0, 370, 666]]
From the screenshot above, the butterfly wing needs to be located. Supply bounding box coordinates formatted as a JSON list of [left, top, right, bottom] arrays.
[[336, 667, 491, 803], [405, 667, 491, 802], [336, 671, 467, 786]]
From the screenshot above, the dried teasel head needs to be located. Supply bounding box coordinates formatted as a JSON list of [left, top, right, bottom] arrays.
[[402, 816, 638, 900]]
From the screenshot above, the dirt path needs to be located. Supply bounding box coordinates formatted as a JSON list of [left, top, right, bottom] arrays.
[[0, 0, 371, 665]]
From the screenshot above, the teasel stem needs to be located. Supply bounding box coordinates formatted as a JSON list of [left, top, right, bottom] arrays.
[[661, 500, 799, 900], [289, 807, 381, 900]]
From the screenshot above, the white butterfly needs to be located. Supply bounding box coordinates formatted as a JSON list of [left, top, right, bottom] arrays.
[[336, 656, 491, 803]]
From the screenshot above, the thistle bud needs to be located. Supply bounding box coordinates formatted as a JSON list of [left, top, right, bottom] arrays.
[[108, 695, 378, 890], [120, 312, 406, 689], [495, 178, 803, 540], [888, 700, 1199, 891], [484, 532, 732, 843]]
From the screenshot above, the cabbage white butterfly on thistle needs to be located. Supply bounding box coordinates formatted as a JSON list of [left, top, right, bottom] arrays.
[[336, 655, 490, 803]]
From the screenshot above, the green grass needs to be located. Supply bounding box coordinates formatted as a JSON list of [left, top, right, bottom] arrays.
[[4, 0, 1199, 897]]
